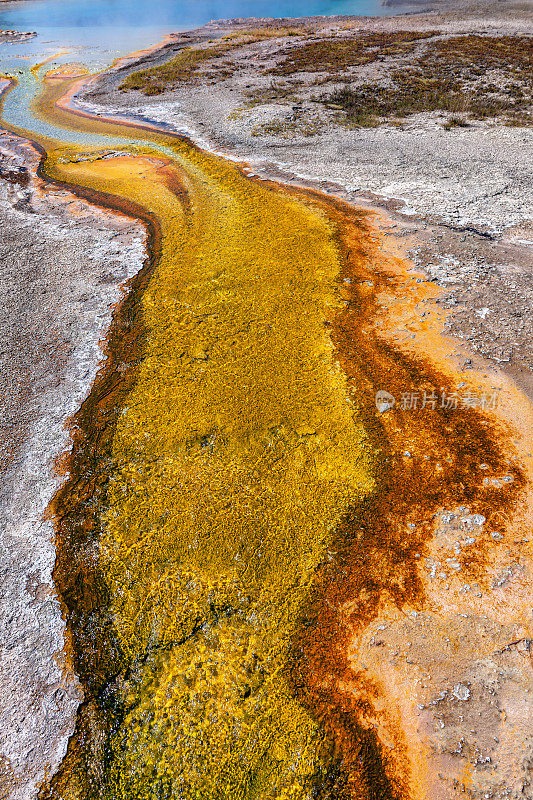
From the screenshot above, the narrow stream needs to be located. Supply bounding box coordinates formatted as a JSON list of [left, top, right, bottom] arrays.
[[1, 57, 384, 797]]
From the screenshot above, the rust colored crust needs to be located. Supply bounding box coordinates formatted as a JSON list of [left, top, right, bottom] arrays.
[[287, 200, 527, 800]]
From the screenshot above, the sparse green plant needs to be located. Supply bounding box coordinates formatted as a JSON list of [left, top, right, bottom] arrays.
[[122, 30, 532, 127]]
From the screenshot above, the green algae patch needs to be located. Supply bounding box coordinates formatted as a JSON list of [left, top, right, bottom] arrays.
[[43, 140, 375, 798]]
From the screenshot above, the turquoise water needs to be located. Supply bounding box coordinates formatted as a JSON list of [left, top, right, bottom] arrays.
[[1, 0, 388, 64], [0, 0, 389, 144]]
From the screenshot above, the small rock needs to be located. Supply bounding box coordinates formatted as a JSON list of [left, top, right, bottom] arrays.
[[453, 683, 471, 701]]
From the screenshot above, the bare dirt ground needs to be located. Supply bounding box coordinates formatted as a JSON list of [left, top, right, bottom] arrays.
[[0, 29, 36, 41]]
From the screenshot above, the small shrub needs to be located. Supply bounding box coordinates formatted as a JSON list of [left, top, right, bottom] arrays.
[[442, 116, 470, 130]]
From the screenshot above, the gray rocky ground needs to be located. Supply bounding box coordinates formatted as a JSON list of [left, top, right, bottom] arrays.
[[0, 30, 36, 42]]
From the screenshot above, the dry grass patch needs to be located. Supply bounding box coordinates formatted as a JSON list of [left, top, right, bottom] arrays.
[[325, 35, 532, 126], [121, 28, 305, 95], [269, 31, 440, 76]]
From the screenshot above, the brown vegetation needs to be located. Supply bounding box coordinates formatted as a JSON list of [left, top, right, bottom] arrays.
[[121, 29, 531, 127], [269, 31, 439, 76], [326, 35, 532, 126], [121, 28, 304, 95]]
